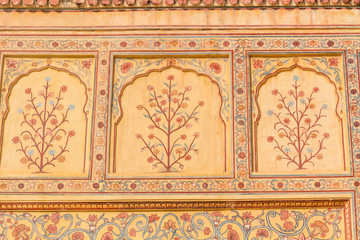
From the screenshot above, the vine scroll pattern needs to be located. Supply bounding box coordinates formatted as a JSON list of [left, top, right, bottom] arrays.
[[0, 208, 344, 240]]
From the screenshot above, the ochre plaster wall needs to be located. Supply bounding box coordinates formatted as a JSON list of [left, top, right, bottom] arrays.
[[0, 8, 359, 239]]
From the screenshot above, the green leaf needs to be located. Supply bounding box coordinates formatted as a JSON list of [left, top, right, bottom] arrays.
[[184, 143, 189, 151], [143, 113, 150, 118]]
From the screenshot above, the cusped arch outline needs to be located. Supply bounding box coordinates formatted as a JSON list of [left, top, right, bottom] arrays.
[[252, 63, 345, 172], [0, 65, 90, 172], [253, 64, 341, 125], [111, 65, 227, 173]]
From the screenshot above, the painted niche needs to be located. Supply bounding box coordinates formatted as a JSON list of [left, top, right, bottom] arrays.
[[0, 60, 94, 178], [109, 66, 232, 178], [251, 56, 351, 176]]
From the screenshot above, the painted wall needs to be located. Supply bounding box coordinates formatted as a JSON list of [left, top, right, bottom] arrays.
[[0, 7, 358, 239]]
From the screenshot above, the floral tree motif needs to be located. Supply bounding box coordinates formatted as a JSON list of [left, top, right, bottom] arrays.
[[12, 77, 75, 173], [267, 75, 329, 170], [136, 75, 204, 172]]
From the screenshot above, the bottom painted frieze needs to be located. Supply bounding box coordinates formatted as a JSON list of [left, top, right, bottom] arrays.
[[0, 200, 350, 240]]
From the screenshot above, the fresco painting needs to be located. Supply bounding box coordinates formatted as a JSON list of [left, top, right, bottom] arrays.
[[0, 57, 95, 178], [109, 57, 232, 178], [251, 56, 351, 176], [0, 34, 357, 239]]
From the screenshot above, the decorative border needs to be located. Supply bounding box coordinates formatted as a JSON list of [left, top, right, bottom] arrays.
[[0, 0, 359, 10], [0, 200, 348, 210]]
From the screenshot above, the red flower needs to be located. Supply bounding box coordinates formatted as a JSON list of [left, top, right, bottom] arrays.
[[101, 232, 113, 240], [199, 101, 205, 107], [29, 119, 37, 126], [252, 59, 263, 69], [46, 224, 57, 234], [210, 63, 222, 74], [135, 133, 142, 139], [180, 213, 191, 222], [147, 85, 154, 91], [167, 75, 174, 81], [25, 88, 31, 94], [129, 228, 136, 237], [154, 117, 161, 123], [51, 118, 58, 126], [148, 214, 160, 223], [283, 220, 294, 230], [256, 229, 269, 238], [280, 209, 290, 221], [160, 100, 167, 106], [185, 86, 192, 91], [68, 130, 75, 137], [211, 211, 223, 218], [71, 232, 84, 240], [6, 59, 17, 69], [180, 134, 187, 140], [193, 132, 200, 138], [323, 133, 330, 139], [61, 86, 68, 93], [81, 60, 92, 69], [267, 136, 274, 142], [163, 219, 176, 231], [50, 212, 60, 224], [185, 155, 192, 161], [147, 157, 154, 163], [87, 214, 98, 222], [116, 213, 129, 219], [288, 90, 294, 95], [121, 62, 133, 73], [298, 91, 305, 97], [238, 152, 246, 159], [313, 87, 320, 93], [176, 117, 183, 123], [271, 89, 278, 95], [227, 228, 240, 240], [328, 57, 339, 67], [305, 118, 311, 124], [204, 227, 211, 235], [148, 134, 155, 140], [242, 211, 254, 221], [12, 136, 20, 144], [283, 118, 290, 125]]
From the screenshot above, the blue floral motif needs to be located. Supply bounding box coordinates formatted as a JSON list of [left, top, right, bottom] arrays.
[[287, 101, 294, 106], [17, 108, 23, 114], [68, 104, 75, 111], [45, 76, 51, 82], [322, 104, 328, 109], [49, 150, 55, 156], [28, 150, 34, 156], [267, 110, 273, 116]]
